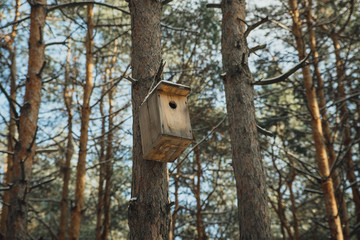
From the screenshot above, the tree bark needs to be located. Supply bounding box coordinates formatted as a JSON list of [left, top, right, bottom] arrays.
[[287, 160, 300, 240], [305, 1, 350, 238], [68, 4, 94, 240], [5, 1, 46, 239], [288, 0, 343, 238], [331, 33, 360, 240], [220, 0, 271, 239], [194, 146, 207, 240], [102, 50, 117, 240], [0, 0, 20, 238], [58, 37, 74, 240], [95, 80, 106, 240], [128, 1, 171, 239], [170, 164, 180, 240]]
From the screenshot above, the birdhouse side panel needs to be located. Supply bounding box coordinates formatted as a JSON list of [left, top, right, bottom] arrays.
[[139, 93, 162, 158], [158, 93, 192, 140]]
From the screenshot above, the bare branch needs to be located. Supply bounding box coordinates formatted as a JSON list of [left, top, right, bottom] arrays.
[[162, 0, 174, 5], [269, 19, 292, 32], [0, 16, 30, 30], [245, 17, 268, 38], [0, 150, 14, 155], [206, 3, 221, 8], [90, 64, 130, 109], [170, 116, 227, 174], [0, 81, 19, 121], [47, 1, 130, 15], [256, 124, 273, 137], [253, 53, 310, 86], [249, 44, 266, 55]]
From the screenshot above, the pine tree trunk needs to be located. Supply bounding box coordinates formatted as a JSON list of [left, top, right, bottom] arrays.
[[128, 0, 171, 239], [194, 147, 207, 240], [95, 83, 106, 240], [305, 1, 350, 237], [68, 4, 94, 240], [58, 38, 74, 240], [220, 1, 271, 239], [287, 160, 300, 240], [102, 52, 116, 240], [288, 0, 343, 238], [331, 34, 360, 240], [0, 0, 20, 238], [170, 161, 180, 240], [6, 1, 46, 239]]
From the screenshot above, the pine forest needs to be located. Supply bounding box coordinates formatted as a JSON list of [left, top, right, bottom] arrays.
[[0, 0, 359, 239]]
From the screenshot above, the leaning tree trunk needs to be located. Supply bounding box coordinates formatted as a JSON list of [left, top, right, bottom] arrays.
[[68, 4, 94, 240], [6, 1, 46, 239], [0, 0, 20, 238], [128, 0, 171, 239], [220, 0, 271, 239], [58, 37, 74, 240], [288, 0, 343, 238]]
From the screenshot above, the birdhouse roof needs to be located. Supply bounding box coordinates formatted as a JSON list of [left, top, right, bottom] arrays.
[[152, 80, 191, 96]]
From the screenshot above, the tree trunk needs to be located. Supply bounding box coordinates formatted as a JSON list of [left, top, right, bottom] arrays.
[[68, 4, 94, 240], [102, 50, 117, 240], [170, 164, 180, 240], [288, 0, 343, 238], [304, 1, 350, 238], [287, 160, 300, 240], [194, 146, 207, 240], [0, 0, 20, 239], [331, 33, 360, 240], [220, 1, 271, 239], [5, 1, 46, 239], [58, 38, 74, 240], [95, 80, 106, 240], [128, 1, 171, 239]]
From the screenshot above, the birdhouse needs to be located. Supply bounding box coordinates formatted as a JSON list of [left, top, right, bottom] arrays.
[[139, 80, 193, 162]]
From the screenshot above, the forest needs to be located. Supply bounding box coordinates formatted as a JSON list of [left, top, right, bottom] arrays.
[[0, 0, 359, 239]]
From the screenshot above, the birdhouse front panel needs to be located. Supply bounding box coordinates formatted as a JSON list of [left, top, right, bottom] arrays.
[[158, 92, 192, 140], [139, 81, 193, 162]]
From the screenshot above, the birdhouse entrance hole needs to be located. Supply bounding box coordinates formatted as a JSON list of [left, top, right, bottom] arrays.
[[169, 101, 177, 109]]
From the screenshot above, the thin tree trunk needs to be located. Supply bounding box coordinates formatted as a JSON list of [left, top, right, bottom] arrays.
[[288, 0, 343, 238], [170, 165, 180, 240], [0, 0, 20, 238], [58, 38, 74, 240], [95, 80, 106, 240], [220, 1, 271, 239], [102, 49, 117, 240], [6, 1, 46, 239], [194, 146, 207, 240], [287, 159, 300, 240], [271, 157, 293, 240], [305, 1, 350, 237], [331, 34, 360, 240], [68, 4, 94, 240], [128, 0, 171, 239]]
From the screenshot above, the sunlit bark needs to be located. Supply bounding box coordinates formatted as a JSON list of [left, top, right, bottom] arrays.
[[68, 4, 94, 240], [6, 1, 46, 239], [288, 0, 343, 238]]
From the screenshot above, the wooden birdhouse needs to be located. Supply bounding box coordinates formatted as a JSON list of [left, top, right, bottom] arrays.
[[139, 80, 193, 162]]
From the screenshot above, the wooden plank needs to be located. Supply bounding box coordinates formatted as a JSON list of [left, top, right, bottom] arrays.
[[158, 92, 193, 140], [144, 135, 192, 162], [139, 93, 161, 158]]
